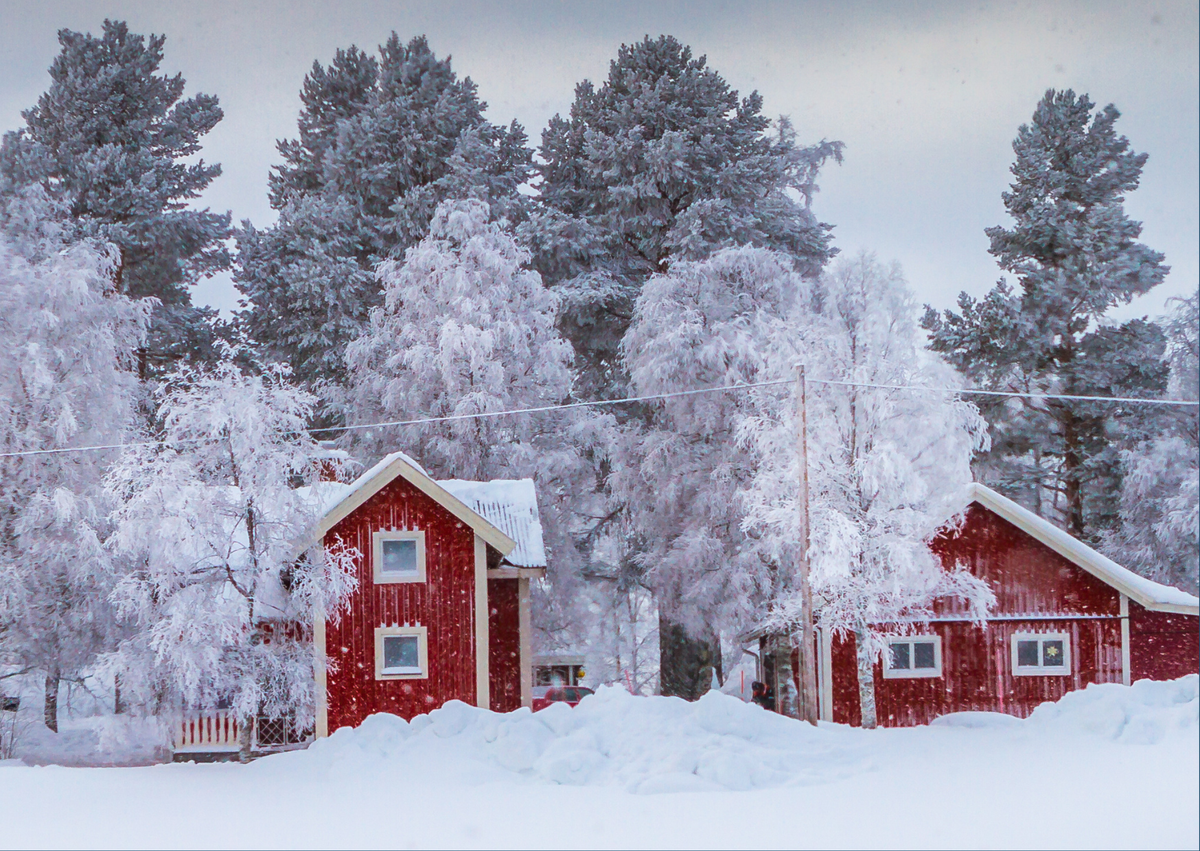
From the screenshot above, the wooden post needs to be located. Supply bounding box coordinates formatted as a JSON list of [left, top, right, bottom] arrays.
[[795, 364, 819, 725]]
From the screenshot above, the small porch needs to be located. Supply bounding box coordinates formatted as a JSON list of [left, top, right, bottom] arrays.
[[173, 710, 312, 761]]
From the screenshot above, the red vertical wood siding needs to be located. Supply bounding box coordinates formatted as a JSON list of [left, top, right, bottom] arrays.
[[323, 475, 478, 730], [488, 579, 522, 713], [830, 619, 1123, 726], [1129, 603, 1200, 682], [930, 506, 1120, 618], [829, 504, 1150, 727]]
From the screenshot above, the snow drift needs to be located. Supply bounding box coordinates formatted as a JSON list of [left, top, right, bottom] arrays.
[[256, 675, 1199, 795]]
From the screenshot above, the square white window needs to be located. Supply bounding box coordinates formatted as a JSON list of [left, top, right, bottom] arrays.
[[372, 530, 426, 584], [374, 626, 428, 680], [883, 636, 942, 679], [1011, 632, 1071, 676]]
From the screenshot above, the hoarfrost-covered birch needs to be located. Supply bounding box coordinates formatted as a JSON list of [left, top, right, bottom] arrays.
[[345, 199, 612, 659], [103, 361, 357, 757], [0, 237, 149, 731], [740, 252, 994, 727]]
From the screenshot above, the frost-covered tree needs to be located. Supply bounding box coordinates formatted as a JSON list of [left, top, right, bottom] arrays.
[[0, 237, 150, 731], [614, 247, 802, 698], [923, 89, 1169, 540], [741, 253, 993, 728], [237, 36, 532, 408], [344, 199, 611, 657], [1105, 294, 1199, 592], [103, 362, 357, 759], [532, 35, 842, 398], [0, 20, 230, 372]]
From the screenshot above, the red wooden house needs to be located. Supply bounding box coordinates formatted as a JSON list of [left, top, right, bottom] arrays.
[[312, 452, 546, 735], [757, 483, 1198, 727], [174, 452, 545, 756]]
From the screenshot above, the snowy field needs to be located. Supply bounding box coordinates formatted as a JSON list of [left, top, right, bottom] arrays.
[[1, 677, 1197, 850]]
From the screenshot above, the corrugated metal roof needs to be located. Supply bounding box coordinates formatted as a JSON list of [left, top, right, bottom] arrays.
[[439, 479, 546, 568]]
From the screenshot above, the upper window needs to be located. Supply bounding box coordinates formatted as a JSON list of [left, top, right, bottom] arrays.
[[883, 636, 942, 679], [372, 530, 426, 584], [1011, 632, 1071, 676], [374, 626, 428, 680]]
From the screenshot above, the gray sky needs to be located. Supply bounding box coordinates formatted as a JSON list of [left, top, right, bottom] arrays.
[[2, 1, 1197, 320]]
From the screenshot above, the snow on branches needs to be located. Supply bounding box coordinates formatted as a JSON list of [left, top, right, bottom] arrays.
[[738, 252, 994, 726], [103, 361, 357, 743]]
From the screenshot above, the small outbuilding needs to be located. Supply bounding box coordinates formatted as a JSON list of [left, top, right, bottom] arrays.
[[756, 483, 1199, 727]]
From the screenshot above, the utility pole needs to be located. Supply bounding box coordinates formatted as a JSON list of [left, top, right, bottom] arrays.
[[795, 364, 819, 725]]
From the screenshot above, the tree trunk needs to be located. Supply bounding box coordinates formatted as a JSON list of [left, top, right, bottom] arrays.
[[773, 637, 798, 718], [238, 714, 254, 763], [854, 628, 877, 729], [658, 616, 718, 700], [44, 671, 60, 733], [1062, 409, 1085, 537], [113, 674, 125, 715]]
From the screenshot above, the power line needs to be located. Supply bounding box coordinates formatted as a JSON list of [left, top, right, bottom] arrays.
[[1, 377, 1196, 460]]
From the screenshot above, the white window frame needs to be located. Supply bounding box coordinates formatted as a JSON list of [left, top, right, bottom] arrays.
[[883, 635, 943, 679], [372, 529, 426, 585], [374, 625, 429, 680], [1011, 631, 1071, 677]]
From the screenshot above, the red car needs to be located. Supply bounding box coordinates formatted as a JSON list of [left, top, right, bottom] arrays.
[[531, 686, 594, 711]]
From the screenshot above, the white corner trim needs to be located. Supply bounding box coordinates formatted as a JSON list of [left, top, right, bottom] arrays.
[[314, 613, 328, 738], [1120, 593, 1131, 687], [519, 575, 532, 709], [475, 534, 490, 710], [817, 628, 833, 722], [882, 635, 943, 679], [371, 529, 427, 584], [963, 483, 1200, 615], [312, 454, 516, 556]]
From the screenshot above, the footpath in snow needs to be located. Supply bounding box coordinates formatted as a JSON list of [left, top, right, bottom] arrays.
[[0, 676, 1196, 849]]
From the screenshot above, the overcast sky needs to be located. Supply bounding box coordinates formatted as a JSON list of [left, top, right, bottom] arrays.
[[2, 1, 1196, 320]]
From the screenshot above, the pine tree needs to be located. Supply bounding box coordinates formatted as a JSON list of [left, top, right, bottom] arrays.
[[532, 35, 842, 399], [103, 361, 358, 758], [237, 36, 532, 411], [923, 89, 1169, 540], [0, 20, 230, 373], [0, 236, 151, 732], [740, 253, 993, 727]]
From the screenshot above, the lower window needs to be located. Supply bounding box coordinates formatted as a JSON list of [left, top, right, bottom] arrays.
[[1011, 632, 1071, 676], [374, 625, 429, 680], [883, 635, 942, 679]]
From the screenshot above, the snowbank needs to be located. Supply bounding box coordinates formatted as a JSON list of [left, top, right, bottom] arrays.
[[0, 679, 1195, 849], [284, 686, 866, 794], [261, 676, 1198, 796]]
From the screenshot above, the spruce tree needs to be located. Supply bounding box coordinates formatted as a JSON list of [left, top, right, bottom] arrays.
[[236, 36, 532, 412], [531, 35, 842, 398], [923, 89, 1169, 540], [0, 20, 230, 373]]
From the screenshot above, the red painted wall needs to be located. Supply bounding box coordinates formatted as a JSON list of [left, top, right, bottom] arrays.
[[323, 475, 479, 729], [829, 504, 1194, 727], [1129, 603, 1200, 682], [488, 579, 522, 713]]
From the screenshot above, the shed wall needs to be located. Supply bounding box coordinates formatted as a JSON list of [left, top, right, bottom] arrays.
[[1129, 603, 1200, 682], [323, 475, 478, 730], [488, 578, 522, 713]]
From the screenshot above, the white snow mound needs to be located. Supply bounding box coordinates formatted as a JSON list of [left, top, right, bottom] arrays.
[[252, 677, 1198, 794]]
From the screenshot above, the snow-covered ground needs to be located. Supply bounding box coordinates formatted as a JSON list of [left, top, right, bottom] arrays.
[[1, 677, 1196, 850]]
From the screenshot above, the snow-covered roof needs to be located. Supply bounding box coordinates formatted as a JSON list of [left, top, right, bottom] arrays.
[[308, 452, 551, 567], [963, 483, 1199, 615], [440, 479, 545, 568]]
